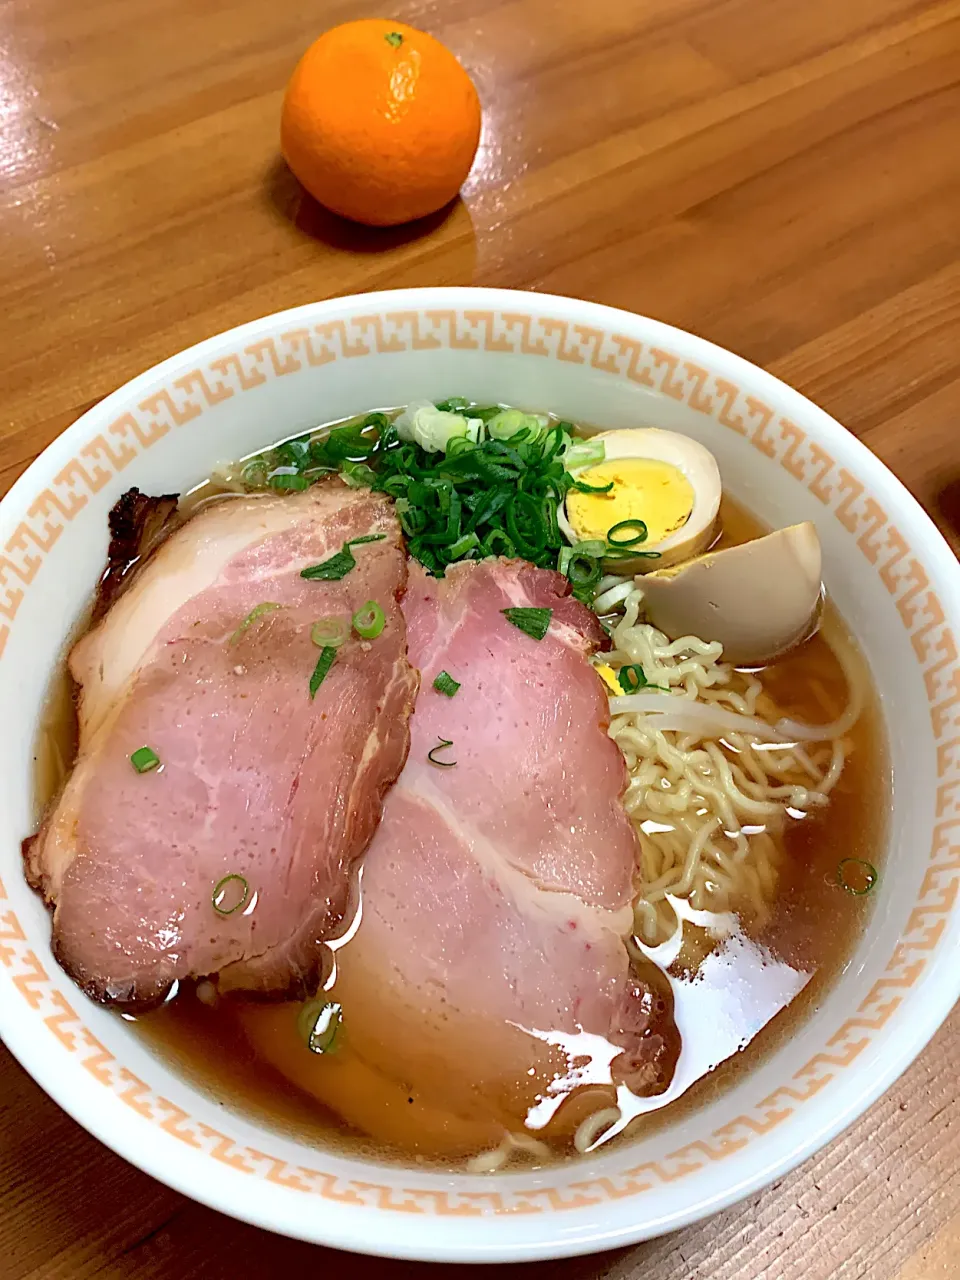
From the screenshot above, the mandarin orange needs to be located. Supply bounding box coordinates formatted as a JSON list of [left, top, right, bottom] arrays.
[[280, 20, 481, 227]]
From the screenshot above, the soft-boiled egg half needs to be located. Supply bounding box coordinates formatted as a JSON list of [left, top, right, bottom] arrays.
[[560, 428, 722, 572]]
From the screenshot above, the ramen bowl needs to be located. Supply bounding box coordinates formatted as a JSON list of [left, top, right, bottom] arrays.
[[1, 287, 958, 1262]]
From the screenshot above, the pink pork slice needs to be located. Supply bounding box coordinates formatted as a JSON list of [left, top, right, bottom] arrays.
[[243, 559, 680, 1156], [25, 481, 418, 1007]]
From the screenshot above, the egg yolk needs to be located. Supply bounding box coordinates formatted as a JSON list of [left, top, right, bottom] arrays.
[[566, 458, 695, 547], [593, 663, 624, 695]]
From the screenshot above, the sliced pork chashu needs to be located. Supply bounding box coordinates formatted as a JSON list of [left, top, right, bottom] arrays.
[[242, 560, 680, 1156], [25, 481, 418, 1008]]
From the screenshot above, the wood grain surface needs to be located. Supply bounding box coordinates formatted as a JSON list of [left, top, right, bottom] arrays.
[[1, 0, 959, 1276]]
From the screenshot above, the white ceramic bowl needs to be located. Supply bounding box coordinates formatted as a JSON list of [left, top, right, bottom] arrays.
[[2, 288, 959, 1262]]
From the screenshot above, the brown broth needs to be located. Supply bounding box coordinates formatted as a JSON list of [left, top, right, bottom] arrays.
[[34, 464, 888, 1171]]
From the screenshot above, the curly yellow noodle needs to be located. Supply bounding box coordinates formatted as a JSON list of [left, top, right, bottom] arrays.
[[600, 584, 860, 945]]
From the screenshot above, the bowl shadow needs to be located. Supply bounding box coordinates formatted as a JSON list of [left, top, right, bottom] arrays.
[[932, 472, 960, 557]]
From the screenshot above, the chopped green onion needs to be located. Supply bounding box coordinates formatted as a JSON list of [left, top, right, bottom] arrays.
[[241, 410, 629, 580], [302, 547, 355, 581], [572, 478, 615, 494], [836, 858, 878, 896], [487, 408, 546, 442], [564, 439, 605, 470], [447, 531, 481, 559], [298, 999, 342, 1053], [353, 600, 386, 639], [212, 873, 250, 916], [480, 529, 516, 558], [301, 534, 386, 581], [427, 738, 457, 767], [269, 472, 311, 492], [340, 460, 376, 488], [309, 646, 338, 698], [433, 670, 461, 697], [241, 459, 270, 489], [559, 541, 607, 581], [470, 405, 506, 423], [566, 553, 602, 589], [229, 602, 283, 646], [310, 420, 379, 466], [572, 540, 607, 559], [501, 606, 552, 641], [275, 437, 311, 467], [602, 546, 643, 560], [571, 581, 598, 605], [130, 746, 161, 774], [618, 665, 649, 693], [607, 519, 649, 547], [347, 413, 583, 574], [311, 617, 348, 648], [446, 435, 477, 459]]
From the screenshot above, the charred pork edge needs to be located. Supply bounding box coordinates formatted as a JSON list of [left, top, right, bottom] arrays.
[[91, 487, 182, 624]]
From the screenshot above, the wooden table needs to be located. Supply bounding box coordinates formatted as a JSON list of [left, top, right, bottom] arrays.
[[2, 0, 959, 1276]]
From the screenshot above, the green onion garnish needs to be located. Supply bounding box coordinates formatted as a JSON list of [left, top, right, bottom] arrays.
[[236, 411, 628, 579], [433, 671, 460, 697], [353, 600, 386, 640], [501, 606, 552, 641], [612, 665, 667, 693], [607, 519, 649, 547], [311, 617, 348, 648], [301, 535, 386, 581], [269, 473, 311, 492], [298, 999, 342, 1054], [241, 459, 270, 488], [309, 646, 338, 698], [229, 602, 282, 646], [300, 414, 580, 577], [572, 478, 615, 494], [565, 540, 607, 561], [303, 551, 356, 581], [618, 665, 649, 693], [564, 439, 605, 470], [130, 746, 161, 774], [447, 531, 481, 559], [481, 529, 516, 558], [275, 437, 311, 467], [427, 738, 457, 767], [558, 542, 607, 598], [565, 553, 602, 589], [340, 460, 376, 489], [212, 873, 250, 916], [836, 858, 878, 896]]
